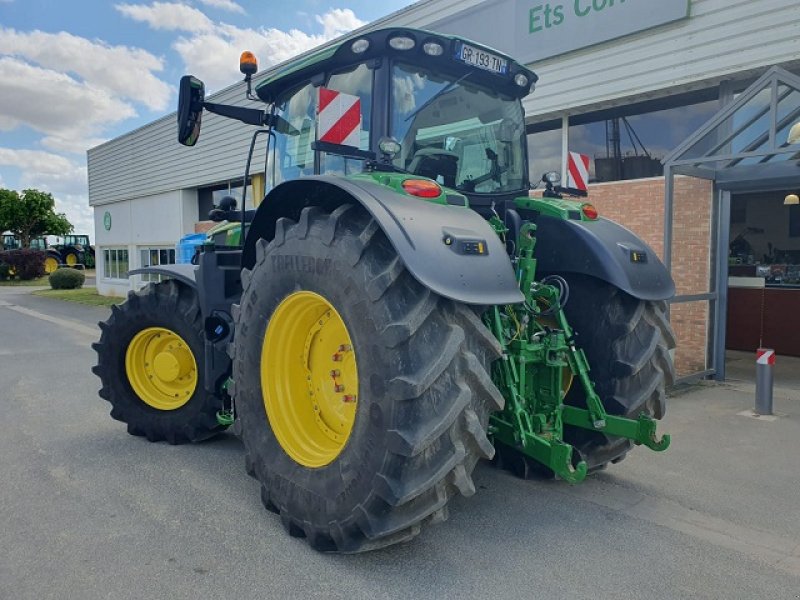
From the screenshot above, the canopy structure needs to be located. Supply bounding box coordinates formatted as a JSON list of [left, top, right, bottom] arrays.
[[663, 66, 800, 381]]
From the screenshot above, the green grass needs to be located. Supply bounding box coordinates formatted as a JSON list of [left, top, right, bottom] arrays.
[[0, 276, 50, 286], [32, 287, 123, 306]]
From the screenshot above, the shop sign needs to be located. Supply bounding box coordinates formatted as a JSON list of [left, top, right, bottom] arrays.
[[430, 0, 690, 64]]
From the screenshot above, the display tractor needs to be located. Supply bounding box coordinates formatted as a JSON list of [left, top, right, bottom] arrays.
[[93, 28, 675, 553], [40, 234, 96, 272], [2, 235, 62, 273], [51, 234, 95, 269]]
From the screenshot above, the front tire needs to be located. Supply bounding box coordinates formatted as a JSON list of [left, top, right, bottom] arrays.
[[233, 205, 503, 552], [92, 280, 226, 444]]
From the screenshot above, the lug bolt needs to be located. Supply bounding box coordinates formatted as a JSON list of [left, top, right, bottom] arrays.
[[335, 384, 345, 392], [343, 395, 357, 403], [332, 353, 342, 362], [338, 344, 352, 352], [330, 369, 341, 377]]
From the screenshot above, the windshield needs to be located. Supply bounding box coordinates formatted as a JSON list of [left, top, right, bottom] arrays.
[[391, 62, 527, 194]]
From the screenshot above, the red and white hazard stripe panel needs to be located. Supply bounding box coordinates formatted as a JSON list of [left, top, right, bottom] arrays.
[[317, 87, 362, 147], [567, 151, 590, 191], [756, 348, 776, 365]]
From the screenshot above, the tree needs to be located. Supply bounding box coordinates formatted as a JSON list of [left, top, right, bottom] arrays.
[[0, 188, 73, 248]]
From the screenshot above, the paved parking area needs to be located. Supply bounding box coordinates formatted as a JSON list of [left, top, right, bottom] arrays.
[[1, 286, 799, 600]]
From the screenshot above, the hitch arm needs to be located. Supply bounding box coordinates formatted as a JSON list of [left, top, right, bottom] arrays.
[[561, 406, 671, 451]]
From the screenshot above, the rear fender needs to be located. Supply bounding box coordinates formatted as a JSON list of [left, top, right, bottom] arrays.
[[243, 176, 524, 306], [128, 264, 233, 396], [534, 215, 675, 301], [128, 264, 198, 289]]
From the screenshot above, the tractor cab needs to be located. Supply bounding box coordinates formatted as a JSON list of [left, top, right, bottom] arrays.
[[179, 28, 536, 211]]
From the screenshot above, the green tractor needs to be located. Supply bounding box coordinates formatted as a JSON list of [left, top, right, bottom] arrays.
[[93, 28, 675, 552], [2, 235, 62, 273], [50, 234, 95, 269]]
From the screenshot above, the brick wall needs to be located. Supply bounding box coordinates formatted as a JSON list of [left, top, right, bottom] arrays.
[[577, 176, 714, 377]]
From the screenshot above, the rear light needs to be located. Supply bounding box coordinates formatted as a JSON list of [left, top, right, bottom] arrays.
[[581, 203, 599, 220], [402, 179, 442, 198]]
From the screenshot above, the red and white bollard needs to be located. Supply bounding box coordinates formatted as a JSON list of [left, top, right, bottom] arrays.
[[755, 348, 775, 416]]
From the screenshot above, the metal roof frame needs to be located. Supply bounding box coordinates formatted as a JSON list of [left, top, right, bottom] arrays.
[[663, 66, 800, 177]]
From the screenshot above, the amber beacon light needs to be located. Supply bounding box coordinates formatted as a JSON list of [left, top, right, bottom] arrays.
[[240, 51, 258, 76]]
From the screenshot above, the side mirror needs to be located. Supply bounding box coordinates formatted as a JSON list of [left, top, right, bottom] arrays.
[[177, 75, 205, 146]]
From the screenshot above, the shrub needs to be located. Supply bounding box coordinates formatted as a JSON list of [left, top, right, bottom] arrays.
[[0, 249, 46, 280], [0, 262, 10, 281], [49, 267, 85, 290]]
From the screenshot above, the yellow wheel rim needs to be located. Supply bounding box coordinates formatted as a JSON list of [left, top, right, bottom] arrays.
[[65, 253, 77, 266], [44, 257, 58, 273], [125, 327, 197, 410], [261, 291, 358, 468]]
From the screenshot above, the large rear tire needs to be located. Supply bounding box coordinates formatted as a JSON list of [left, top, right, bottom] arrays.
[[233, 204, 503, 552], [561, 275, 675, 470], [92, 280, 226, 444]]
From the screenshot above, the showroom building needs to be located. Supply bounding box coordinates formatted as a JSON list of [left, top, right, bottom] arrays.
[[88, 0, 800, 380]]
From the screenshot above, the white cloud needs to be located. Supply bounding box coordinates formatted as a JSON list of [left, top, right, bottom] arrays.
[[0, 27, 170, 111], [168, 8, 365, 91], [0, 57, 135, 155], [0, 148, 88, 196], [197, 0, 244, 14], [315, 8, 363, 38], [0, 57, 136, 151], [115, 2, 214, 32]]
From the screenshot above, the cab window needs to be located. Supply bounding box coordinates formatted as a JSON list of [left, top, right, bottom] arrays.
[[320, 62, 373, 176], [271, 83, 317, 187]]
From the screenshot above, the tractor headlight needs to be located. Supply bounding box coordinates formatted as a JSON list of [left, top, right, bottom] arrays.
[[351, 38, 370, 54], [389, 36, 415, 51], [514, 73, 529, 88], [423, 41, 444, 56]]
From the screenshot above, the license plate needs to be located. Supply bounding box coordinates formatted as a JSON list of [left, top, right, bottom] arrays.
[[454, 42, 508, 75]]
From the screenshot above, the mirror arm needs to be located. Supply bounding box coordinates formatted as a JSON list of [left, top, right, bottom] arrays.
[[203, 102, 267, 126], [201, 102, 299, 136]]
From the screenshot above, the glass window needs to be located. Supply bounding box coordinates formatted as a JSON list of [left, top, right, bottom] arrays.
[[527, 126, 562, 186], [138, 246, 176, 283], [272, 83, 317, 186], [391, 62, 527, 194], [102, 247, 129, 280], [198, 179, 254, 219], [569, 99, 720, 182], [321, 63, 373, 176]]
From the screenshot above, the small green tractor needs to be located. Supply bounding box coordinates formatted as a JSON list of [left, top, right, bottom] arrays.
[[94, 28, 675, 553], [2, 235, 63, 273], [49, 234, 95, 271]]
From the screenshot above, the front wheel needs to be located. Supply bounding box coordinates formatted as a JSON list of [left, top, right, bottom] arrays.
[[44, 252, 60, 274], [92, 280, 227, 443], [63, 251, 79, 267], [233, 204, 504, 552]]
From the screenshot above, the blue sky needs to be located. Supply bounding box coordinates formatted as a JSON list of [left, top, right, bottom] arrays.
[[0, 0, 415, 237]]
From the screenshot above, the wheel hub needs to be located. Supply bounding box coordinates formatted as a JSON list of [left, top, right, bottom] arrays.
[[261, 291, 358, 468], [125, 327, 197, 410]]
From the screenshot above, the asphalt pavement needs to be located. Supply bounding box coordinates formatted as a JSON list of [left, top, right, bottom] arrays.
[[1, 285, 799, 600]]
